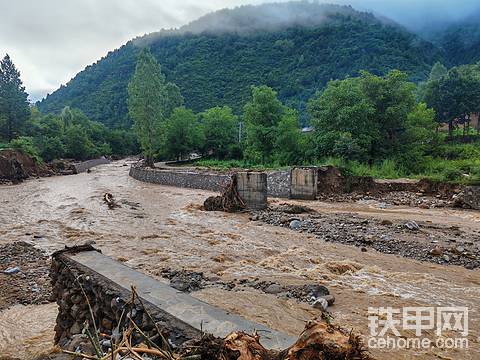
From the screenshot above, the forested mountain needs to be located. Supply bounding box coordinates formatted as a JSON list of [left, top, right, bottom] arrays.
[[37, 2, 442, 127], [431, 9, 480, 66]]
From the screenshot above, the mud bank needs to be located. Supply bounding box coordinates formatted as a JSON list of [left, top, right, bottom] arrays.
[[0, 149, 111, 185], [0, 149, 44, 183]]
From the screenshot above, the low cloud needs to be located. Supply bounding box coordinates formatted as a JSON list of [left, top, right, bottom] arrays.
[[1, 0, 478, 101]]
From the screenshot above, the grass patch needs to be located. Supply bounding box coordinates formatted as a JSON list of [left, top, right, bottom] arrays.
[[193, 159, 287, 171], [193, 142, 480, 185]]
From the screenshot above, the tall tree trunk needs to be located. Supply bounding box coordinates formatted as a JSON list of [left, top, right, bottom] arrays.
[[7, 117, 13, 142], [448, 119, 453, 139], [145, 156, 155, 168]]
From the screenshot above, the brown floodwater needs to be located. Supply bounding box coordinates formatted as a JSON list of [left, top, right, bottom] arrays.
[[0, 160, 479, 359]]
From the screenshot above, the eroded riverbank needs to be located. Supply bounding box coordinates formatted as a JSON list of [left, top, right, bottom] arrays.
[[0, 160, 479, 359]]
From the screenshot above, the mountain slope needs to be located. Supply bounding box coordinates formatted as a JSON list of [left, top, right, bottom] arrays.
[[432, 9, 480, 66], [37, 2, 441, 127]]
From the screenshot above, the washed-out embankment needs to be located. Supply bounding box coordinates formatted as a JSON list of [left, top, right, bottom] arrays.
[[129, 163, 480, 209], [0, 148, 111, 184], [49, 245, 366, 359]]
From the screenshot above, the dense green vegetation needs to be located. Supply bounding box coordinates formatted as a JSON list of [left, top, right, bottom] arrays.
[[123, 45, 479, 184], [431, 9, 480, 67], [37, 3, 441, 127], [0, 55, 139, 162]]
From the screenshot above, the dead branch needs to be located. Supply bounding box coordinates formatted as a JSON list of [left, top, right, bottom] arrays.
[[204, 175, 246, 212], [103, 193, 118, 209]]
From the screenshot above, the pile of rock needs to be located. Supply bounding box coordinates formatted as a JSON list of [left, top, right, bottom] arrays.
[[0, 242, 51, 310], [252, 207, 480, 269]]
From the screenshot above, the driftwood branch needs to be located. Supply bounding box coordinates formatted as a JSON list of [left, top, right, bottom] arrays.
[[204, 175, 246, 212]]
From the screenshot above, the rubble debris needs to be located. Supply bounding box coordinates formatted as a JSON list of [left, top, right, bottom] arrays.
[[312, 297, 329, 311], [157, 268, 333, 307], [0, 242, 51, 310], [252, 207, 480, 269], [159, 268, 206, 292], [3, 266, 20, 275], [274, 203, 316, 214], [204, 175, 246, 212], [404, 220, 420, 231], [60, 285, 369, 360]]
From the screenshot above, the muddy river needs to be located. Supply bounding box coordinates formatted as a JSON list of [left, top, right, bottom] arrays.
[[0, 160, 479, 359]]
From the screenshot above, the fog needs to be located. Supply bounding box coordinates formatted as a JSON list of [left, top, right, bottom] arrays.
[[1, 0, 478, 101], [340, 0, 480, 31]]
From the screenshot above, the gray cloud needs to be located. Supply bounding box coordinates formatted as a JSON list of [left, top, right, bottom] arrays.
[[1, 0, 478, 101]]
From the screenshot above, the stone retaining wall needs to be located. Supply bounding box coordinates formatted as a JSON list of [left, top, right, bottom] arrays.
[[129, 165, 291, 198], [51, 247, 197, 348], [129, 166, 230, 192], [50, 246, 294, 352], [267, 171, 290, 198]]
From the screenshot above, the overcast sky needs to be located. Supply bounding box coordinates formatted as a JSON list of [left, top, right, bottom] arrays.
[[1, 0, 478, 101]]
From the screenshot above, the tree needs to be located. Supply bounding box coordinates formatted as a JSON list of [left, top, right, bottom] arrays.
[[274, 108, 304, 165], [163, 107, 204, 160], [429, 62, 448, 82], [308, 76, 375, 161], [127, 48, 183, 166], [63, 124, 94, 160], [244, 86, 285, 163], [424, 64, 480, 137], [361, 70, 416, 157], [397, 102, 438, 172], [61, 106, 74, 129], [308, 70, 421, 162], [201, 106, 238, 159], [0, 54, 30, 141]]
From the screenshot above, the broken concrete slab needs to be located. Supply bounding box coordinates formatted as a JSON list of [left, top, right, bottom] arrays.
[[236, 172, 268, 210], [53, 249, 295, 350], [290, 167, 318, 200]]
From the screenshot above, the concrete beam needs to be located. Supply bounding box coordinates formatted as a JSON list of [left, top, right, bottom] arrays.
[[62, 250, 295, 350]]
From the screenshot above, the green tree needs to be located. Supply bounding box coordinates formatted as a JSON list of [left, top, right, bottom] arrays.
[[201, 106, 238, 159], [164, 107, 204, 160], [61, 106, 74, 129], [127, 48, 183, 166], [9, 136, 41, 163], [425, 64, 480, 137], [429, 62, 448, 82], [274, 108, 304, 165], [309, 70, 420, 161], [308, 76, 375, 161], [244, 86, 285, 163], [396, 102, 438, 172], [63, 124, 94, 160], [0, 54, 30, 141]]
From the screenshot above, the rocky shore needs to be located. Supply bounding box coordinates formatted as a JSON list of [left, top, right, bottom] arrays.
[[251, 204, 480, 269], [0, 242, 51, 310]]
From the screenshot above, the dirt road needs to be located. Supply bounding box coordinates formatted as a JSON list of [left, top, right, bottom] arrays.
[[0, 160, 479, 359]]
